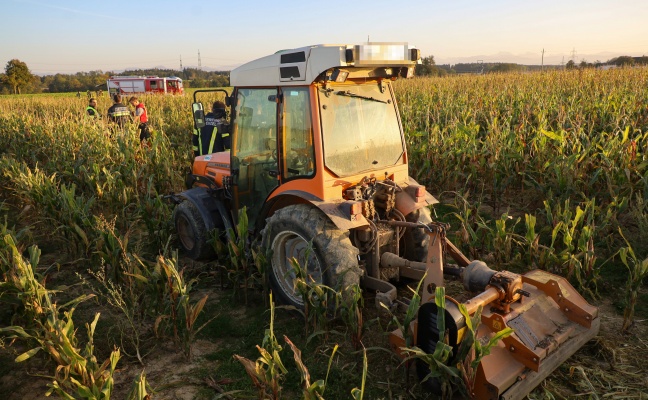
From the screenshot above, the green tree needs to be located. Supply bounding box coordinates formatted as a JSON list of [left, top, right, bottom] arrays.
[[566, 60, 577, 70], [416, 55, 437, 76], [3, 59, 34, 94]]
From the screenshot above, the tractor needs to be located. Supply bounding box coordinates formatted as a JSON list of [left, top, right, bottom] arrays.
[[167, 43, 599, 399]]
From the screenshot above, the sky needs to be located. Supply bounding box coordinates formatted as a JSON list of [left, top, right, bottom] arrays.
[[2, 0, 648, 75]]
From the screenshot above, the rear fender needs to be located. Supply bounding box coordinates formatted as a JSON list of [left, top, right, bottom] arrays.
[[176, 187, 234, 233], [260, 190, 369, 232]]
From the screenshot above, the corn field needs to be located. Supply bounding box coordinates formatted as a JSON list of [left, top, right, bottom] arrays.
[[0, 67, 647, 399]]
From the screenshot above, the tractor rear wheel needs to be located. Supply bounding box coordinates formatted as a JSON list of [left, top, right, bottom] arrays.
[[402, 206, 433, 262], [262, 204, 360, 309], [173, 200, 215, 260]]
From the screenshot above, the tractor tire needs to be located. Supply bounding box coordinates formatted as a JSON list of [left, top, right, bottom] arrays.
[[262, 204, 361, 309], [402, 206, 433, 262], [173, 200, 215, 261]]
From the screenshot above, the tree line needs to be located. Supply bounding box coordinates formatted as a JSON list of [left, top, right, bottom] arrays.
[[0, 59, 230, 95], [415, 55, 648, 76], [3, 54, 648, 94]]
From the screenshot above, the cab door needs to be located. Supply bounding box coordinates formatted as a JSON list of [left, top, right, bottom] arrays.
[[231, 88, 279, 228]]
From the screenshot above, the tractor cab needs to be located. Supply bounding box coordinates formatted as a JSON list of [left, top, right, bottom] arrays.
[[189, 43, 425, 230]]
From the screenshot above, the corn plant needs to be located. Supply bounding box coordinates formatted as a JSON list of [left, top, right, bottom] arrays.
[[491, 213, 523, 268], [402, 287, 458, 399], [44, 316, 121, 400], [523, 213, 541, 267], [0, 237, 121, 399], [350, 345, 368, 400], [251, 243, 271, 307], [0, 235, 53, 329], [156, 254, 215, 359], [339, 283, 364, 350], [618, 228, 648, 333], [0, 214, 32, 263], [541, 198, 600, 297], [224, 207, 253, 305], [284, 336, 339, 400], [289, 255, 340, 341], [446, 191, 492, 259], [453, 303, 513, 398], [234, 294, 287, 400], [126, 370, 153, 400], [93, 215, 132, 283], [135, 176, 173, 250]]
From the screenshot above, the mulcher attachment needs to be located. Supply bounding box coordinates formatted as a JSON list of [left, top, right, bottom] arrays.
[[387, 223, 599, 400]]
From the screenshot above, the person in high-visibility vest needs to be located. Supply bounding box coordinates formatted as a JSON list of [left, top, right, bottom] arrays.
[[193, 101, 230, 156], [86, 98, 100, 118], [128, 96, 151, 143], [107, 94, 131, 130]]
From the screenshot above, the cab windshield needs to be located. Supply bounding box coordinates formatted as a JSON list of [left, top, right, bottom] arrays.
[[318, 82, 404, 177]]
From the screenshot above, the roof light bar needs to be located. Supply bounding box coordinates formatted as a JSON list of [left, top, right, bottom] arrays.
[[353, 43, 413, 66]]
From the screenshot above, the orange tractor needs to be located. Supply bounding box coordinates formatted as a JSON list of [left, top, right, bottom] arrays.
[[168, 43, 599, 399]]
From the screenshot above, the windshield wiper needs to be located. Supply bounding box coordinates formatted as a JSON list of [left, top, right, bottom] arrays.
[[335, 90, 388, 104]]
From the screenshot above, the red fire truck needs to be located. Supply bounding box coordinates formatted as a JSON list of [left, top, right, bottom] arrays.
[[106, 76, 184, 95]]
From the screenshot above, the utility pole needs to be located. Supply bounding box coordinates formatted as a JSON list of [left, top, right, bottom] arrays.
[[561, 56, 565, 69], [571, 48, 577, 62], [180, 55, 183, 71], [541, 48, 545, 71], [198, 50, 202, 70]]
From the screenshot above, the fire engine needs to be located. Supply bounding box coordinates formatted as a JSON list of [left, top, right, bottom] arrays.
[[106, 76, 184, 95]]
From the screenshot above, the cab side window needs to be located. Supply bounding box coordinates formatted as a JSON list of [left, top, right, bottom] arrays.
[[282, 88, 314, 179], [234, 88, 278, 159]]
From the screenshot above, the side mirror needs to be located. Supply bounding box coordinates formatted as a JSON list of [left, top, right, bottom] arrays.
[[192, 102, 206, 129]]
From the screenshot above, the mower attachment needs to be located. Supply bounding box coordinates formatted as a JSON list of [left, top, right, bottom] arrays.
[[387, 224, 600, 399]]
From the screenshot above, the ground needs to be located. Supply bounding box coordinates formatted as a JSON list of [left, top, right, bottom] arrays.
[[1, 258, 646, 400]]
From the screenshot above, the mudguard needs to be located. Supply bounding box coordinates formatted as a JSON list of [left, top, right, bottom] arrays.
[[261, 190, 370, 232]]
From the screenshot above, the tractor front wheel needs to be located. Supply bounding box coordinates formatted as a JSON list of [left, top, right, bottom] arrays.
[[173, 200, 215, 260], [262, 204, 360, 309]]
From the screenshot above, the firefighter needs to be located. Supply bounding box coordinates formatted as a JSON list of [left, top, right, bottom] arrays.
[[107, 94, 130, 130], [128, 96, 151, 143], [193, 101, 230, 156], [86, 98, 100, 119]]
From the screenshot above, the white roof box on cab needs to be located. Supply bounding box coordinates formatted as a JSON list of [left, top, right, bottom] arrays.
[[230, 42, 421, 87]]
